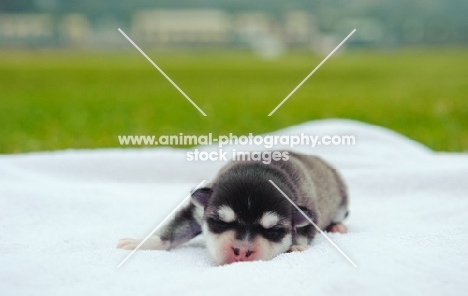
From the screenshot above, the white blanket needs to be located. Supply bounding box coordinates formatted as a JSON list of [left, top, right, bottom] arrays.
[[1, 119, 467, 296]]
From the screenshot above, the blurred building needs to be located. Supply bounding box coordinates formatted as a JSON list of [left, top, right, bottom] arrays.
[[0, 9, 325, 55], [234, 12, 273, 43], [336, 18, 384, 47], [0, 4, 468, 51], [0, 14, 54, 46], [0, 0, 467, 48], [131, 9, 231, 46], [60, 14, 91, 47], [233, 12, 286, 58], [284, 12, 319, 47]]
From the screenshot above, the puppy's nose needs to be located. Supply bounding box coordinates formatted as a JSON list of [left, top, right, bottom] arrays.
[[232, 247, 254, 260]]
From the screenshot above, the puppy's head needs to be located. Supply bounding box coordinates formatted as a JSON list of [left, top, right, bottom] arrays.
[[191, 173, 311, 265]]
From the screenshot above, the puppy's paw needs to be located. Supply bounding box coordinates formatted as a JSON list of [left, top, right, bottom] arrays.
[[117, 236, 170, 251], [326, 224, 348, 233], [287, 245, 309, 253]]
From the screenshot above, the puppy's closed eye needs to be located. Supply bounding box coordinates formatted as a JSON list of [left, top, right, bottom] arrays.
[[207, 217, 234, 233], [261, 225, 288, 242]]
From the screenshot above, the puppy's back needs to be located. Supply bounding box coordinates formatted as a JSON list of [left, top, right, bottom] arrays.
[[289, 152, 348, 229]]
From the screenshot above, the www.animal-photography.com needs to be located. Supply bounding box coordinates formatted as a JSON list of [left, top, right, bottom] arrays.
[[1, 1, 467, 296]]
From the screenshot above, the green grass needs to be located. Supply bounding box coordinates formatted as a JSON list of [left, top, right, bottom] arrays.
[[0, 48, 467, 153]]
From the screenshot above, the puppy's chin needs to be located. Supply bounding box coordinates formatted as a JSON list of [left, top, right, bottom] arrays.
[[202, 224, 292, 265]]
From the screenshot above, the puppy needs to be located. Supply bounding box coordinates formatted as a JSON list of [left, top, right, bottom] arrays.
[[117, 151, 349, 265]]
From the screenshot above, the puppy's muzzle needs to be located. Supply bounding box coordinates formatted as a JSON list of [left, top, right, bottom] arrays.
[[230, 241, 255, 262]]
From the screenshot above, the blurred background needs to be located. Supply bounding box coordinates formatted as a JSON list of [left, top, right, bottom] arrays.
[[1, 0, 467, 153]]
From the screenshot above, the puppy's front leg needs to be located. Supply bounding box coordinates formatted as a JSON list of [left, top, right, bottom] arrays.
[[288, 210, 314, 253], [288, 230, 310, 253], [117, 202, 202, 251]]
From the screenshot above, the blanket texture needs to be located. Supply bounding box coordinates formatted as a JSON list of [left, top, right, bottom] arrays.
[[1, 119, 467, 296]]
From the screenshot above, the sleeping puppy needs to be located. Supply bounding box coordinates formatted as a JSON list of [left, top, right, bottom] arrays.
[[117, 151, 349, 265]]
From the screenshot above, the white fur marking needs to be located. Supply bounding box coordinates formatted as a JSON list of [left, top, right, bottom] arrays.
[[194, 205, 204, 223], [203, 224, 236, 265], [260, 212, 280, 229], [218, 206, 236, 223], [296, 236, 308, 247]]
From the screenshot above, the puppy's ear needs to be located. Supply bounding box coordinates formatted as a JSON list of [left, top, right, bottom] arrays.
[[191, 187, 213, 208], [293, 208, 313, 228]]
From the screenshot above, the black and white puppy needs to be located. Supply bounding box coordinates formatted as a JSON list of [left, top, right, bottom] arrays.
[[117, 151, 349, 265]]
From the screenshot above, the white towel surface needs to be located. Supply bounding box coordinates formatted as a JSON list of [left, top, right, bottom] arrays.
[[1, 119, 467, 296]]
